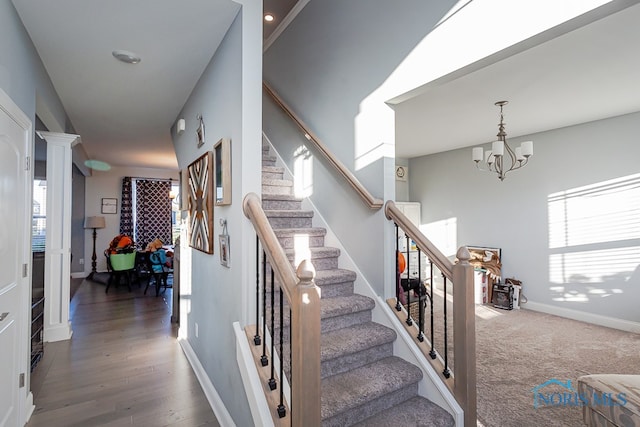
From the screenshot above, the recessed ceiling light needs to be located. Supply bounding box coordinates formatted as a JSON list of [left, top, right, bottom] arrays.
[[264, 13, 274, 22], [112, 50, 141, 64]]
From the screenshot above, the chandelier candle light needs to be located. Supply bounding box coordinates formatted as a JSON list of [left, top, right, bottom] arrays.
[[472, 101, 533, 181]]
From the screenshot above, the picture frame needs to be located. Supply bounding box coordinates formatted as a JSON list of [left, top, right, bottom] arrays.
[[187, 151, 214, 254], [196, 114, 205, 148], [219, 234, 230, 267], [214, 137, 232, 205], [467, 246, 502, 278], [101, 198, 117, 214]]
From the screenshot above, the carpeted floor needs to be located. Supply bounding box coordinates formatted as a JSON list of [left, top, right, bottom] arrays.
[[406, 284, 640, 426], [473, 305, 640, 426]]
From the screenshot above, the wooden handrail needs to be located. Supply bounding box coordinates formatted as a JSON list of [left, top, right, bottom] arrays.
[[243, 192, 322, 426], [243, 192, 297, 302], [385, 199, 476, 427], [263, 82, 383, 210], [384, 200, 453, 279]]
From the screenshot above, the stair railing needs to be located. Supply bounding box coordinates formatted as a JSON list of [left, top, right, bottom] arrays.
[[385, 200, 477, 427], [263, 82, 383, 210], [243, 192, 322, 427]]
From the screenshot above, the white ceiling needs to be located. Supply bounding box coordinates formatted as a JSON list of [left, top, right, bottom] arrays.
[[394, 2, 640, 159], [12, 0, 241, 170], [12, 1, 640, 170]]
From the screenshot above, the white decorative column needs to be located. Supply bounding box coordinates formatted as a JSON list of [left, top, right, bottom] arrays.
[[38, 131, 80, 342]]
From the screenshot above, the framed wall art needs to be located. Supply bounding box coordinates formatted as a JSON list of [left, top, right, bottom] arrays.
[[214, 137, 231, 205], [187, 151, 214, 254], [101, 198, 117, 214], [219, 234, 230, 267]]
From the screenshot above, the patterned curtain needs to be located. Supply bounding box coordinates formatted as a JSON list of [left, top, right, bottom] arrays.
[[134, 179, 172, 248], [120, 177, 133, 237]]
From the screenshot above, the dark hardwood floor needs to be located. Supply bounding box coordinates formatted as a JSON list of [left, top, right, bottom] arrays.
[[27, 279, 220, 427]]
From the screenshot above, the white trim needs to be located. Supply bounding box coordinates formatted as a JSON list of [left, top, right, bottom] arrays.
[[23, 391, 34, 423], [43, 322, 73, 342], [263, 0, 311, 52], [71, 272, 87, 279], [0, 86, 34, 427], [234, 322, 274, 427], [178, 337, 236, 427], [524, 301, 640, 334]]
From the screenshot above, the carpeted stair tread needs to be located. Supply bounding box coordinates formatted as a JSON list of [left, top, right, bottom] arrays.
[[262, 165, 284, 173], [321, 356, 423, 424], [273, 227, 326, 237], [314, 268, 357, 285], [273, 227, 327, 249], [261, 194, 301, 202], [320, 294, 373, 320], [284, 246, 340, 270], [262, 178, 294, 187], [319, 322, 396, 378], [352, 396, 455, 427], [270, 294, 374, 338], [264, 209, 313, 218]]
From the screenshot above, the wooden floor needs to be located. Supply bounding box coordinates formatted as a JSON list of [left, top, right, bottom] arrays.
[[27, 279, 220, 427]]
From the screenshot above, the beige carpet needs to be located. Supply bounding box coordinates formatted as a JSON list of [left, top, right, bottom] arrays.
[[473, 305, 640, 427]]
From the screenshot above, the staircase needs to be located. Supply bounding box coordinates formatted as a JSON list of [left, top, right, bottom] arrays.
[[261, 142, 455, 426]]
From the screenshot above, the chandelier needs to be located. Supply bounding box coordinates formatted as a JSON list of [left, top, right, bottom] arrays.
[[472, 101, 533, 181]]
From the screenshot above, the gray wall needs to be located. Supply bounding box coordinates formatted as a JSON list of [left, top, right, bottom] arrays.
[[409, 111, 640, 323], [172, 9, 259, 426], [0, 0, 67, 130], [263, 0, 458, 293], [71, 164, 85, 273]]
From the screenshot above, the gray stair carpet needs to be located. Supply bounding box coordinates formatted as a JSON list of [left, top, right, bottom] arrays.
[[260, 144, 454, 426]]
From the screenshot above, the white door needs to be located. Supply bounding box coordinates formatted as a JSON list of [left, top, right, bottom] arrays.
[[0, 92, 31, 427]]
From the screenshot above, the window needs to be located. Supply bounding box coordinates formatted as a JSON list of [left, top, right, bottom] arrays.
[[32, 180, 46, 252]]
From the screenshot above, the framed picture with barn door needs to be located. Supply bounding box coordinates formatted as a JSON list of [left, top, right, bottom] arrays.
[[214, 138, 231, 205]]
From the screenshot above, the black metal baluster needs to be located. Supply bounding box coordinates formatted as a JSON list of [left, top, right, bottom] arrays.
[[268, 268, 277, 390], [261, 250, 268, 366], [277, 286, 286, 418], [442, 274, 451, 378], [395, 224, 401, 311], [417, 247, 424, 342], [429, 261, 436, 359], [254, 236, 261, 346], [405, 232, 412, 326]]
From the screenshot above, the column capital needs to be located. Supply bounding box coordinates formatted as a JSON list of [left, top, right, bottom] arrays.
[[36, 131, 81, 147]]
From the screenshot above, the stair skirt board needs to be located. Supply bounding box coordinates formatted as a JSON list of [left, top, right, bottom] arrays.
[[258, 134, 461, 425], [235, 322, 289, 427]]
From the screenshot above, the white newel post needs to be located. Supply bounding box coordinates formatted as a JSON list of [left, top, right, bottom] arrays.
[[39, 131, 80, 342]]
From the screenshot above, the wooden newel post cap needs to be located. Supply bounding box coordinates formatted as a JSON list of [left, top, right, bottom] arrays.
[[456, 246, 471, 264], [296, 259, 316, 282]]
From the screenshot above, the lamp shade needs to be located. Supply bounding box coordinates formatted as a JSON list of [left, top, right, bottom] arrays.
[[84, 216, 106, 229]]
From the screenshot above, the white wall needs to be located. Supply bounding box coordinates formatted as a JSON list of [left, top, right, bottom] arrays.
[[171, 4, 261, 425], [409, 111, 640, 325], [83, 166, 178, 274]]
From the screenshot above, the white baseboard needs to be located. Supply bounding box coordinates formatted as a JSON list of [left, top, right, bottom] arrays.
[[44, 322, 73, 342], [525, 301, 640, 333], [178, 337, 236, 427], [23, 391, 34, 425], [71, 272, 86, 279]]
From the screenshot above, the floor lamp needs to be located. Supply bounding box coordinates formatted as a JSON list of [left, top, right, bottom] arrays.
[[84, 216, 106, 279]]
